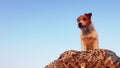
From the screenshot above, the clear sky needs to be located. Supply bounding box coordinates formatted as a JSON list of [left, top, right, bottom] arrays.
[[0, 0, 120, 68]]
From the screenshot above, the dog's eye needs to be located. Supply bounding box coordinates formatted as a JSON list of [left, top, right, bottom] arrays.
[[83, 18, 86, 21]]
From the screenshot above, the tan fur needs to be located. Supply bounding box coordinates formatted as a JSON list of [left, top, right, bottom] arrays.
[[77, 13, 99, 51]]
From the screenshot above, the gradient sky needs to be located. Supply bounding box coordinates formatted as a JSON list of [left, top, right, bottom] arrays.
[[0, 0, 120, 68]]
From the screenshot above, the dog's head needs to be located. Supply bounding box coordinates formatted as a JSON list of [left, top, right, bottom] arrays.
[[77, 13, 92, 29]]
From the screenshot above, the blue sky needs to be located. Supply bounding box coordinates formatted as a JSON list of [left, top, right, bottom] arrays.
[[0, 0, 120, 68]]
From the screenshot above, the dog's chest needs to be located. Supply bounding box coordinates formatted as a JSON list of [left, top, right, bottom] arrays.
[[81, 31, 97, 45], [82, 37, 95, 43]]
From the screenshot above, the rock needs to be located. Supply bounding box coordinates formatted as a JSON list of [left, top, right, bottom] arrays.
[[45, 49, 120, 68]]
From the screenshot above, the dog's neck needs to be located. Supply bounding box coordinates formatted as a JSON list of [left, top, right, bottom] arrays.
[[81, 23, 95, 35]]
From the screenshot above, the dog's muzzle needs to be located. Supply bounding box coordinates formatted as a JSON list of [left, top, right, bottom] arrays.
[[78, 23, 82, 28], [78, 22, 86, 28]]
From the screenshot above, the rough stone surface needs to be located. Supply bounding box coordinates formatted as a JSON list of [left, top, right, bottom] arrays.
[[45, 49, 120, 68]]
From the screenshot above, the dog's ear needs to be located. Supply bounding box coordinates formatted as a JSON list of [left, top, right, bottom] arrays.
[[88, 13, 92, 17], [85, 13, 92, 18]]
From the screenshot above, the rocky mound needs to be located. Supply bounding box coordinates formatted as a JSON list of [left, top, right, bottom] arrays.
[[45, 49, 120, 68]]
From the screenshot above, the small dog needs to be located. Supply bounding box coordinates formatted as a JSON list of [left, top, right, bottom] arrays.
[[77, 13, 99, 51]]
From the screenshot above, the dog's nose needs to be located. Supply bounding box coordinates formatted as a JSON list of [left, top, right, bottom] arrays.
[[78, 23, 82, 28], [78, 23, 82, 26]]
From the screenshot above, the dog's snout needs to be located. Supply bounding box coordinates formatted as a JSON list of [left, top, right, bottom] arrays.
[[78, 22, 82, 28], [78, 22, 82, 26]]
